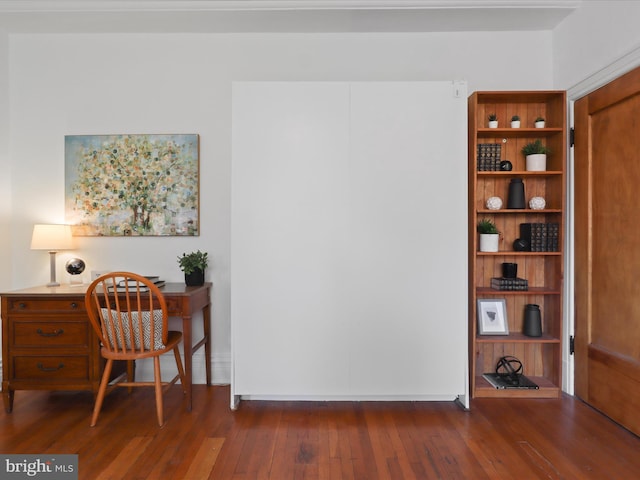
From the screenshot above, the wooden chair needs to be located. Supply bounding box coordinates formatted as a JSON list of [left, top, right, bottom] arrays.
[[84, 272, 187, 427]]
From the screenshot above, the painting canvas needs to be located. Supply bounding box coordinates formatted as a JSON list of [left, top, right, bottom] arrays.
[[65, 134, 199, 236]]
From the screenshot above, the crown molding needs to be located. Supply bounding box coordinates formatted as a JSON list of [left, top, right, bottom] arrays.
[[0, 1, 582, 13], [0, 0, 581, 33]]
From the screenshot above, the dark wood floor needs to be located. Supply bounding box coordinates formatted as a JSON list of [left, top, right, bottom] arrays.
[[1, 385, 639, 479]]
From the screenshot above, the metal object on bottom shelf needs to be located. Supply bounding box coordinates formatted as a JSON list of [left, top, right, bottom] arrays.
[[482, 373, 539, 390]]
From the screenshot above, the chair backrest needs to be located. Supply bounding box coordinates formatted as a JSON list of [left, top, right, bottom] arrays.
[[85, 272, 169, 355]]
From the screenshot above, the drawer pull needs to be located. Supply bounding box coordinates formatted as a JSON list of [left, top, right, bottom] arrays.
[[70, 302, 78, 309], [37, 363, 65, 372], [36, 328, 64, 337], [18, 303, 26, 309]]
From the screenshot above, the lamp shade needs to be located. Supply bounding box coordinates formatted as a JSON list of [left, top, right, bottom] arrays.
[[30, 224, 74, 251]]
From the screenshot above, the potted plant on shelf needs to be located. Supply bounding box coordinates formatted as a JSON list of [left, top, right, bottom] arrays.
[[177, 250, 209, 286], [488, 113, 498, 128], [478, 219, 500, 252], [534, 116, 545, 128], [510, 115, 521, 128], [522, 139, 549, 171]]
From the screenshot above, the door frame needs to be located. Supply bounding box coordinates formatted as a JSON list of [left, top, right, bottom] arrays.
[[564, 46, 640, 395]]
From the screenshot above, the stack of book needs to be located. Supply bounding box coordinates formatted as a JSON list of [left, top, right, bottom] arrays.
[[490, 277, 529, 291], [477, 143, 502, 171], [519, 223, 560, 252], [107, 276, 166, 292]]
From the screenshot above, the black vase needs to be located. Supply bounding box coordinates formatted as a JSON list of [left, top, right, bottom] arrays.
[[507, 178, 525, 209], [523, 304, 542, 337], [185, 269, 205, 286]]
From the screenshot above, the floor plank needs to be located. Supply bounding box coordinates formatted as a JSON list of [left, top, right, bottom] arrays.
[[1, 386, 639, 479]]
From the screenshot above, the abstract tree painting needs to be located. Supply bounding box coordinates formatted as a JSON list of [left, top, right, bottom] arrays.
[[65, 134, 199, 236]]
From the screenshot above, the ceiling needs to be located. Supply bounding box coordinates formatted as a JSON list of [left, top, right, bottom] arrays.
[[0, 0, 580, 34]]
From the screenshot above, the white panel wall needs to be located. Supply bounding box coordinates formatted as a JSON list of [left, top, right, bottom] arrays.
[[232, 82, 352, 395], [232, 81, 467, 400], [347, 82, 467, 396]]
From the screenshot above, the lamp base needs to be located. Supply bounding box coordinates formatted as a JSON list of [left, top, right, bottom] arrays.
[[47, 251, 59, 287]]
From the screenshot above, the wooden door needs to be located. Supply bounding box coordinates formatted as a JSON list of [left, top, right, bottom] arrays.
[[574, 66, 640, 436]]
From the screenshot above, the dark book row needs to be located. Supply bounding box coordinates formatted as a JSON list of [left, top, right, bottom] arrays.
[[477, 143, 502, 171], [490, 277, 529, 291], [519, 223, 560, 252]]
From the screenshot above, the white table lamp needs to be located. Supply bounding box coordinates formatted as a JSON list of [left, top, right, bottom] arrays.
[[31, 224, 74, 287]]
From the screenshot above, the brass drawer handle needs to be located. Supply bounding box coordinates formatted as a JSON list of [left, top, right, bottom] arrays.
[[36, 328, 64, 337], [37, 363, 64, 372]]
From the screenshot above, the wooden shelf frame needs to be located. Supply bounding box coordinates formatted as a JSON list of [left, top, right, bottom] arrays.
[[468, 90, 567, 399]]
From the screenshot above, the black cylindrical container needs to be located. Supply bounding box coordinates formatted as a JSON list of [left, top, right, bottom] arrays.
[[523, 304, 542, 337], [507, 178, 525, 209], [502, 262, 518, 279]]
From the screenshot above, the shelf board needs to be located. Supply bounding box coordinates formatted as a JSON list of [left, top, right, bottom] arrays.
[[473, 375, 561, 398], [477, 127, 563, 138], [477, 251, 562, 256], [476, 332, 560, 343], [473, 91, 565, 103], [477, 209, 562, 214], [477, 287, 561, 295], [476, 171, 563, 177]]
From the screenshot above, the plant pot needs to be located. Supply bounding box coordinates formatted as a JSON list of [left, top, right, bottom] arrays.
[[511, 121, 520, 128], [526, 154, 547, 171], [184, 269, 205, 286], [479, 233, 500, 252], [488, 120, 498, 129], [534, 120, 545, 128]]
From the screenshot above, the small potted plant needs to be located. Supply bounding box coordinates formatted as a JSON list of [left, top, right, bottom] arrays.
[[534, 116, 545, 128], [177, 250, 209, 286], [521, 139, 549, 171], [488, 113, 498, 128], [478, 218, 500, 252], [510, 115, 521, 128]]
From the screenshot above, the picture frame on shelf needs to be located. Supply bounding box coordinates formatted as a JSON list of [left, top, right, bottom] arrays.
[[477, 299, 509, 335]]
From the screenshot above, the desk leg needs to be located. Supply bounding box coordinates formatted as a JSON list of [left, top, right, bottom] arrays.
[[203, 302, 212, 386], [183, 314, 193, 412]]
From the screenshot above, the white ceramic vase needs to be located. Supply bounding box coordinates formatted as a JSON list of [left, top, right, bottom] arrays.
[[534, 120, 545, 128], [526, 154, 547, 171], [488, 120, 498, 129], [479, 233, 500, 252], [511, 120, 520, 128]]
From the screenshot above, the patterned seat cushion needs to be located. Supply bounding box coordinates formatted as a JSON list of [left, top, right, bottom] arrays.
[[101, 308, 165, 350]]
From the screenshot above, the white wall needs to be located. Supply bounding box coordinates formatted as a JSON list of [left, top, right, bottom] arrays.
[[553, 1, 640, 91], [7, 31, 554, 384], [0, 31, 10, 292]]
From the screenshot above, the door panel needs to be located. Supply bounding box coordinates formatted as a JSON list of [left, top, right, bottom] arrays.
[[574, 65, 640, 436]]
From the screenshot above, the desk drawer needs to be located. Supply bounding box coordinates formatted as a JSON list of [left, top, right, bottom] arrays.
[[13, 322, 89, 347], [13, 356, 89, 380], [7, 298, 86, 314], [165, 297, 183, 315]]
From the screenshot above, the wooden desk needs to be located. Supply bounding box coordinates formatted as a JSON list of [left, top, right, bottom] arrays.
[[1, 283, 211, 413]]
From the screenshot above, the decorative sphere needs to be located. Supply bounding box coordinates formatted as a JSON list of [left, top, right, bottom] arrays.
[[529, 196, 546, 210], [65, 258, 86, 275], [486, 196, 503, 210], [500, 160, 513, 171], [513, 238, 530, 251]]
